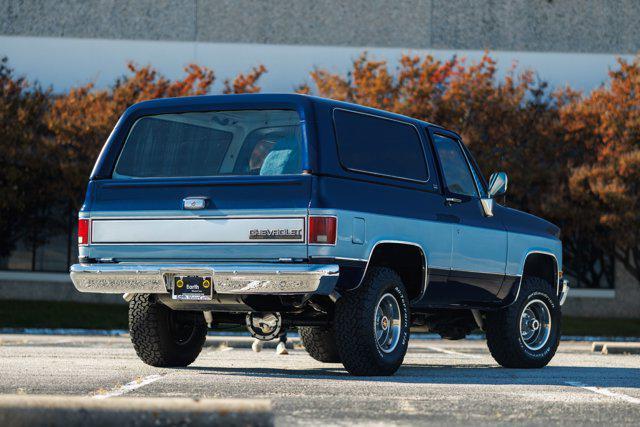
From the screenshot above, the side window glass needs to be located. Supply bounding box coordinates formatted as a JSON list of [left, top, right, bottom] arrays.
[[433, 134, 479, 197], [333, 109, 429, 182], [465, 149, 488, 198]]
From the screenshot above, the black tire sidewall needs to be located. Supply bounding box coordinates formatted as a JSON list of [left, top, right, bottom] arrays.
[[334, 267, 411, 375], [129, 294, 207, 367], [299, 326, 341, 363], [160, 309, 206, 353], [372, 282, 410, 367]]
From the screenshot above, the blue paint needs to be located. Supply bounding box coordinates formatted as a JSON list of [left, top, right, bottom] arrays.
[[81, 94, 562, 309]]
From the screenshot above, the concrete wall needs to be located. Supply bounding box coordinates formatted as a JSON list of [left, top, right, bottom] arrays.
[[2, 0, 639, 53], [563, 263, 640, 319], [0, 272, 124, 304]]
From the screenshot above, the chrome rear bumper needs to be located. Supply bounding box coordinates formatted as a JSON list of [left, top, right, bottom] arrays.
[[70, 263, 339, 296]]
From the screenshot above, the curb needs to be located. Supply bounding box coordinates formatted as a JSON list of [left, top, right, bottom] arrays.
[[602, 343, 640, 355], [592, 342, 640, 354], [0, 395, 273, 427]]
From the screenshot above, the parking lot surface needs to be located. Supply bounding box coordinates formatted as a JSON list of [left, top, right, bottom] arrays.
[[0, 333, 639, 426]]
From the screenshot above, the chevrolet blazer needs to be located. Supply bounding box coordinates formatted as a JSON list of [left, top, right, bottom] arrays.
[[70, 94, 569, 376]]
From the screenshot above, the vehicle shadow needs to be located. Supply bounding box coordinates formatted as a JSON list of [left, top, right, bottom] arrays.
[[183, 364, 640, 388]]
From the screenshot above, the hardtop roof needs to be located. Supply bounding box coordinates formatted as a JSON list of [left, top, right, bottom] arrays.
[[126, 93, 448, 132]]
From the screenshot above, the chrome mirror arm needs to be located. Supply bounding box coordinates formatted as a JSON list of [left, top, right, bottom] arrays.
[[480, 198, 494, 217]]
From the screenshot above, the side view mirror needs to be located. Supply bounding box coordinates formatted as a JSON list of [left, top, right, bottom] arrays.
[[488, 172, 508, 198], [481, 172, 508, 217]]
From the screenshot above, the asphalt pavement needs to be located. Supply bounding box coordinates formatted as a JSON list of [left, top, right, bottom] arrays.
[[0, 333, 639, 426]]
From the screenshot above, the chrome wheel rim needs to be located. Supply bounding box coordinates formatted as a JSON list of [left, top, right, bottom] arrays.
[[374, 293, 402, 353], [519, 299, 551, 351]]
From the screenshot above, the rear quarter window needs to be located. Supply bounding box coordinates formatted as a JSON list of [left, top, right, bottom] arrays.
[[333, 109, 429, 182]]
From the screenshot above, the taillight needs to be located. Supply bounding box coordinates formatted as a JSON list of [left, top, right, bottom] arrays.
[[78, 219, 90, 246], [309, 216, 337, 245]]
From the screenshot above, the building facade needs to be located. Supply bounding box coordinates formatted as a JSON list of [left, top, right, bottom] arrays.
[[1, 0, 639, 93]]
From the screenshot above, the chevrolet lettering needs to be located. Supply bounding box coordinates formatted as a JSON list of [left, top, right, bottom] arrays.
[[249, 229, 303, 240]]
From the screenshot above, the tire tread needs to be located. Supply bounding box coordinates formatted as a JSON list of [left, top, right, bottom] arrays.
[[334, 267, 409, 376], [128, 294, 207, 367], [299, 326, 340, 363]]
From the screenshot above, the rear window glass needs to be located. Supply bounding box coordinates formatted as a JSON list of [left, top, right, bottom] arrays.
[[114, 110, 303, 178], [333, 109, 428, 182]]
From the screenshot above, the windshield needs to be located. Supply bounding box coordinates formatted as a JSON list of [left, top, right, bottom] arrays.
[[113, 109, 303, 178]]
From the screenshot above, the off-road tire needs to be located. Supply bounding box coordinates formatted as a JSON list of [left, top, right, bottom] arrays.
[[129, 294, 208, 367], [333, 267, 410, 376], [485, 276, 561, 368], [299, 326, 340, 363]]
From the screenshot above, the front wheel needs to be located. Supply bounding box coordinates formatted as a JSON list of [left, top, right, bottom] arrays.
[[485, 276, 561, 368], [129, 294, 208, 367], [333, 267, 410, 376]]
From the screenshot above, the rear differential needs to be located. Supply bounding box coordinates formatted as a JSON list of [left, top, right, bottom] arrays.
[[245, 312, 283, 340]]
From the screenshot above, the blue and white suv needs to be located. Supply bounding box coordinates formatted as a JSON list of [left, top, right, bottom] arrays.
[[70, 94, 569, 376]]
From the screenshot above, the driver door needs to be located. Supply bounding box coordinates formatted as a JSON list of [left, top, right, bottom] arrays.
[[428, 129, 507, 304]]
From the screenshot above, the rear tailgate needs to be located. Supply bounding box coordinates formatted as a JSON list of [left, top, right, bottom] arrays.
[[84, 175, 310, 262]]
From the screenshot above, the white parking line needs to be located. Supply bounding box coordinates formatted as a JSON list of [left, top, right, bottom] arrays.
[[424, 345, 482, 359], [92, 374, 164, 399], [565, 381, 640, 404]]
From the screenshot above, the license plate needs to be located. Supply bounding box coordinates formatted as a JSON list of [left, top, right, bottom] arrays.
[[172, 276, 213, 300]]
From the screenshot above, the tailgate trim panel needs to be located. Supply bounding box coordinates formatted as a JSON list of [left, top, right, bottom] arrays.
[[91, 216, 306, 244]]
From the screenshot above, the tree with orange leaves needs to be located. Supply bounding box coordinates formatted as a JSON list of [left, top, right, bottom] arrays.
[[0, 57, 52, 268], [223, 65, 267, 94], [562, 56, 640, 284], [301, 52, 456, 119]]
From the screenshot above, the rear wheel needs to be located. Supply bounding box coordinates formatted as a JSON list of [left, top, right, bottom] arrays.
[[129, 294, 208, 367], [333, 267, 410, 376], [485, 276, 561, 368], [299, 326, 340, 363]]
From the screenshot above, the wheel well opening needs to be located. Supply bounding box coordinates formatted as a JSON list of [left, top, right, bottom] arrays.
[[523, 253, 557, 288], [368, 243, 425, 301]]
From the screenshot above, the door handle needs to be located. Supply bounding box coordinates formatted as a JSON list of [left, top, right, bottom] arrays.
[[445, 197, 462, 205], [183, 197, 209, 210]]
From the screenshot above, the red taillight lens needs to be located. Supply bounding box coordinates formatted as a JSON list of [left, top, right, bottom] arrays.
[[309, 216, 337, 245], [78, 219, 90, 246]]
